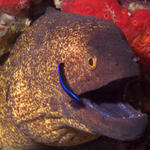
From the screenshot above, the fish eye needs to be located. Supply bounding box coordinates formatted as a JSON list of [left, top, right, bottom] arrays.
[[87, 56, 97, 70]]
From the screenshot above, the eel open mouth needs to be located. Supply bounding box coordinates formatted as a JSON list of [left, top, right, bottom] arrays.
[[78, 77, 148, 140], [58, 63, 148, 141], [79, 77, 144, 119]]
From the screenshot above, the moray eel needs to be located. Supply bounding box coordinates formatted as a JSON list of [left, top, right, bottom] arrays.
[[0, 8, 147, 150]]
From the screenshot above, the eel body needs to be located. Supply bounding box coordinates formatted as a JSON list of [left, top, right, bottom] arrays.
[[0, 8, 147, 150]]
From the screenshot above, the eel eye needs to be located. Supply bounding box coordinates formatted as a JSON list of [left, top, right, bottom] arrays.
[[87, 56, 97, 70]]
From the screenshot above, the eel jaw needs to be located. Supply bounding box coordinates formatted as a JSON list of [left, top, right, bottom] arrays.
[[81, 99, 147, 141], [69, 77, 148, 141]]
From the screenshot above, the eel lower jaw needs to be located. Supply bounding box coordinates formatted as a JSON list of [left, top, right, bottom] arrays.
[[77, 77, 148, 141]]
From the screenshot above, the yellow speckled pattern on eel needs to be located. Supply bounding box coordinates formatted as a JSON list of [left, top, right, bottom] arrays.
[[0, 7, 147, 150]]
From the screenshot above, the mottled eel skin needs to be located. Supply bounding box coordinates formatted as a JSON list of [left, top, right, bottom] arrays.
[[0, 8, 147, 150]]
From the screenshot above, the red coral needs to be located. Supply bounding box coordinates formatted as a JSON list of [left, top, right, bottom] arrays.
[[62, 0, 150, 44], [0, 0, 30, 15], [131, 25, 150, 68]]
